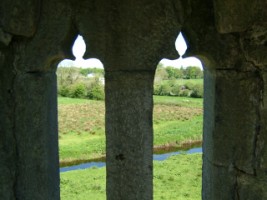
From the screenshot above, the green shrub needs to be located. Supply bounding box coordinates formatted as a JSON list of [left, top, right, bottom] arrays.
[[153, 83, 172, 96], [69, 84, 87, 98], [153, 81, 203, 98], [190, 84, 203, 98], [179, 89, 190, 97], [58, 86, 71, 97], [87, 84, 105, 100], [154, 84, 161, 95], [184, 82, 194, 90], [159, 83, 172, 96], [167, 80, 176, 87], [170, 84, 181, 96]]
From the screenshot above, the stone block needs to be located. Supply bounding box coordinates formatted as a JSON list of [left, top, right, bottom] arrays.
[[1, 0, 40, 36]]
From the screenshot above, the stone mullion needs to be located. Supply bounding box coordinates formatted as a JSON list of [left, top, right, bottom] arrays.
[[14, 71, 60, 200], [105, 70, 154, 200], [203, 68, 267, 199]]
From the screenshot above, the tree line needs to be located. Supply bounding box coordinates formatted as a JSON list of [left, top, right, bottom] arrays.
[[57, 67, 105, 100], [57, 64, 204, 100], [155, 63, 203, 81], [154, 64, 203, 98]]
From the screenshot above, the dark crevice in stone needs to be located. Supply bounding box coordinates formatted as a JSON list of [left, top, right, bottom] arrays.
[[26, 71, 43, 74], [204, 155, 228, 169], [234, 175, 240, 200], [240, 34, 265, 69], [7, 89, 12, 94], [11, 70, 18, 199], [115, 154, 125, 161], [216, 68, 237, 71], [206, 155, 256, 177], [26, 71, 45, 77], [252, 124, 261, 176], [252, 70, 264, 175], [233, 164, 255, 176]]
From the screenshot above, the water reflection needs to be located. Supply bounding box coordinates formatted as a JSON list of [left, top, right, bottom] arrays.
[[60, 161, 105, 173], [153, 147, 202, 161], [60, 147, 202, 173]]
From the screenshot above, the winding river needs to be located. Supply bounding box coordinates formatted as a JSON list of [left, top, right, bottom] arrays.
[[60, 147, 202, 173]]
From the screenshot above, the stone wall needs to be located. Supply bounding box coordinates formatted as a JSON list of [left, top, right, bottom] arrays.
[[0, 0, 266, 199]]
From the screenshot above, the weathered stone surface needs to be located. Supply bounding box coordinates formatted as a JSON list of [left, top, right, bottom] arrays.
[[255, 72, 267, 174], [203, 68, 267, 199], [76, 0, 182, 69], [240, 24, 267, 69], [0, 28, 12, 46], [215, 71, 261, 173], [182, 0, 243, 70], [13, 0, 76, 73], [213, 0, 255, 33], [0, 48, 16, 200], [237, 174, 267, 199], [14, 72, 59, 199], [105, 71, 154, 200], [214, 0, 267, 33], [0, 0, 41, 37], [202, 157, 237, 199], [0, 0, 267, 200]]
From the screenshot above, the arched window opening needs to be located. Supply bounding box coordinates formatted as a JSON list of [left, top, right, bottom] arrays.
[[159, 32, 202, 70], [56, 33, 204, 199], [153, 32, 203, 199], [57, 35, 106, 199]]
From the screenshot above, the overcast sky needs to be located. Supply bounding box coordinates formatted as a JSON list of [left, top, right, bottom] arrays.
[[59, 33, 202, 69]]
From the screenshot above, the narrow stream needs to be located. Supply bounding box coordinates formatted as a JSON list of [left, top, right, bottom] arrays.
[[60, 147, 202, 173]]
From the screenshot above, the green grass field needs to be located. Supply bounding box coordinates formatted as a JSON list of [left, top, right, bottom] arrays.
[[58, 96, 203, 165], [58, 96, 203, 164], [61, 153, 202, 200], [59, 95, 203, 199], [153, 95, 202, 107]]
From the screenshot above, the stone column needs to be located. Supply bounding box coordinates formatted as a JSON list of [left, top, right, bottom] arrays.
[[105, 70, 154, 200], [203, 69, 267, 199], [14, 71, 59, 199]]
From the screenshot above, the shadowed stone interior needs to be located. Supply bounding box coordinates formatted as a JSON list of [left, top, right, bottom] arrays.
[[0, 0, 266, 199]]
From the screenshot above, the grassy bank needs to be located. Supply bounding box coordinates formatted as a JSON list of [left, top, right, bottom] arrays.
[[58, 96, 203, 165], [153, 95, 202, 107], [61, 153, 202, 200], [163, 78, 203, 85]]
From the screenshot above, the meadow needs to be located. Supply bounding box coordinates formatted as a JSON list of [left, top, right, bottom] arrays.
[[60, 153, 202, 200], [58, 66, 204, 199], [58, 96, 203, 166], [59, 95, 203, 199]]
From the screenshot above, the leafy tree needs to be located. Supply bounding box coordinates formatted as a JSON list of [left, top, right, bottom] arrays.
[[165, 66, 183, 79], [183, 66, 203, 79], [57, 67, 82, 87]]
